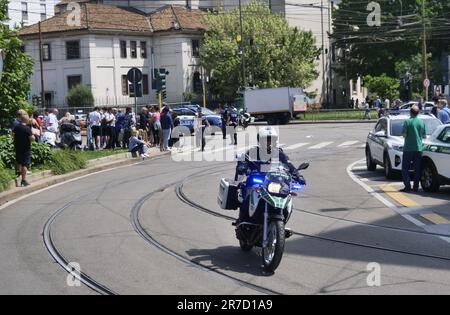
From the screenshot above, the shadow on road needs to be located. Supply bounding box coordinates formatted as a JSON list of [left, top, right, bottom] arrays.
[[186, 247, 273, 277]]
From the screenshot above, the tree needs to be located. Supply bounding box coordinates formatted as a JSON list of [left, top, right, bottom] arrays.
[[364, 74, 400, 100], [0, 0, 34, 130], [201, 2, 319, 101], [66, 84, 94, 107], [332, 0, 450, 83]]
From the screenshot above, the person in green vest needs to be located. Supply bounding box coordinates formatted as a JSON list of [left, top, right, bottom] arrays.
[[401, 105, 427, 192]]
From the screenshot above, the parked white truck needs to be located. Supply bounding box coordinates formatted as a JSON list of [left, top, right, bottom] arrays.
[[244, 87, 310, 125]]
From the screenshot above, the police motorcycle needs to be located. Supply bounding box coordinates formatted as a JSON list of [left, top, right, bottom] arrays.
[[239, 111, 252, 130], [218, 128, 309, 272]]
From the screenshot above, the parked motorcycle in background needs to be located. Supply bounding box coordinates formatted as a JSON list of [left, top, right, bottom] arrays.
[[240, 112, 252, 130], [218, 155, 309, 272]]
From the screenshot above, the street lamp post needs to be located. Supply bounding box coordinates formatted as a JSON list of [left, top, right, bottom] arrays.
[[238, 0, 246, 88], [421, 0, 429, 101]]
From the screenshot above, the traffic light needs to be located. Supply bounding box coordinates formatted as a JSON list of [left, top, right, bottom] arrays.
[[153, 68, 169, 100]]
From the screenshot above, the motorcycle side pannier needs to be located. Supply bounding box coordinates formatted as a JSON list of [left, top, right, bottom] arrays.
[[218, 178, 239, 210]]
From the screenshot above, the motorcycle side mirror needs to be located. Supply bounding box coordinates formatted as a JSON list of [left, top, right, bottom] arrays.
[[298, 162, 309, 170], [235, 153, 245, 161]]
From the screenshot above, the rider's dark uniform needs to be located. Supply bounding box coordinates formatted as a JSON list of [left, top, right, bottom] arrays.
[[235, 146, 304, 223]]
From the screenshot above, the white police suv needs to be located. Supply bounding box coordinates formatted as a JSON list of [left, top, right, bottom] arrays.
[[421, 124, 450, 192], [366, 111, 442, 179]]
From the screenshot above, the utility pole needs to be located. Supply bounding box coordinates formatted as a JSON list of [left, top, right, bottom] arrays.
[[321, 0, 326, 106], [422, 0, 428, 101], [38, 22, 45, 111], [238, 0, 246, 89]]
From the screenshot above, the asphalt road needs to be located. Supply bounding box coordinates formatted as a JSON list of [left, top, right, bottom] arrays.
[[1, 123, 450, 295]]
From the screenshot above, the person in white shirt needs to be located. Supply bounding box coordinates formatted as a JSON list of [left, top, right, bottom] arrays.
[[385, 98, 391, 109], [88, 107, 102, 149], [45, 108, 59, 133]]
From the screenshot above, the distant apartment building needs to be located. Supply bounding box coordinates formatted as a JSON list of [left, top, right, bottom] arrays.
[[6, 0, 57, 28]]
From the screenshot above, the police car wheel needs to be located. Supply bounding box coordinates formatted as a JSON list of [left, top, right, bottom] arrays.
[[421, 161, 440, 192], [366, 147, 377, 171], [384, 154, 395, 180]]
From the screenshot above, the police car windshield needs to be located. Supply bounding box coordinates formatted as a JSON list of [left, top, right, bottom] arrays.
[[390, 119, 442, 136], [199, 108, 215, 115]]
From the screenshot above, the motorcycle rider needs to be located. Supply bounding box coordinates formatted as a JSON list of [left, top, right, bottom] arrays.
[[235, 127, 305, 222]]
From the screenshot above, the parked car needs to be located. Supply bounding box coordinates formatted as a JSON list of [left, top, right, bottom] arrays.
[[421, 124, 450, 192], [400, 101, 435, 110], [172, 106, 222, 134], [366, 111, 442, 179]]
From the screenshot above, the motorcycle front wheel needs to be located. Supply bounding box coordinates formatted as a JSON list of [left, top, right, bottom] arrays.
[[262, 220, 285, 272]]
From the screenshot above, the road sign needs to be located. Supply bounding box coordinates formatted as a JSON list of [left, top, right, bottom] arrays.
[[129, 83, 142, 98], [127, 67, 142, 84], [424, 78, 430, 88]]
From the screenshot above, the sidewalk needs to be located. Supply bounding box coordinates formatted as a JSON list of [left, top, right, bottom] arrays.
[[0, 148, 169, 207]]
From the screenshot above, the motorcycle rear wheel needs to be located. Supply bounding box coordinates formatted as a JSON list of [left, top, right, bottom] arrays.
[[262, 220, 285, 272]]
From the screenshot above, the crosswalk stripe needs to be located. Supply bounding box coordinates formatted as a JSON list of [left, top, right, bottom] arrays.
[[308, 142, 334, 150], [284, 143, 309, 150], [338, 141, 359, 147], [421, 213, 450, 225]]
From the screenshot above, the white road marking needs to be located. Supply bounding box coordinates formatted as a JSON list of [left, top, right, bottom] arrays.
[[338, 141, 359, 147], [347, 159, 450, 243], [308, 142, 334, 150], [284, 143, 310, 150]]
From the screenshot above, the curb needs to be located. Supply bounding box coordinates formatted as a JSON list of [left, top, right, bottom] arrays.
[[0, 150, 170, 207]]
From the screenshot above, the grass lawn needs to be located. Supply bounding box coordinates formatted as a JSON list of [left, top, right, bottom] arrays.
[[296, 110, 378, 121]]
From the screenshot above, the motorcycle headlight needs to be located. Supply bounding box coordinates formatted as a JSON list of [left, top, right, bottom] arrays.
[[267, 182, 282, 194]]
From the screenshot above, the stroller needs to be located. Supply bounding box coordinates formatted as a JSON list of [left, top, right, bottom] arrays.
[[60, 122, 82, 149]]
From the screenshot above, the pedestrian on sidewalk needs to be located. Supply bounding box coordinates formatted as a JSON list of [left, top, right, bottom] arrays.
[[364, 102, 371, 120], [160, 106, 173, 151], [128, 129, 150, 159], [151, 106, 161, 147], [13, 111, 35, 187], [122, 107, 136, 149], [401, 105, 427, 192], [437, 100, 450, 124], [88, 107, 102, 150], [114, 108, 125, 148]]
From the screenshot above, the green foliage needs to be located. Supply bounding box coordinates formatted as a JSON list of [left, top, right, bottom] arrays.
[[48, 150, 87, 175], [0, 167, 12, 193], [0, 135, 53, 168], [0, 135, 15, 168], [364, 74, 400, 101], [332, 0, 450, 85], [0, 0, 35, 130], [202, 2, 319, 101], [66, 84, 94, 107], [183, 92, 197, 103], [31, 142, 52, 166]]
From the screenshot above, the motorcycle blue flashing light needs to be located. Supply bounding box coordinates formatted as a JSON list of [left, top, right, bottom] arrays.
[[291, 183, 304, 191], [252, 177, 264, 184]]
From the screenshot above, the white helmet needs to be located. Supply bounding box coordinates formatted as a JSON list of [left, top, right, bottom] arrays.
[[257, 126, 278, 143]]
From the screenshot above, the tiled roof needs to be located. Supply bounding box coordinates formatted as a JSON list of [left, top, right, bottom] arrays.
[[19, 4, 206, 37], [149, 5, 206, 32]]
